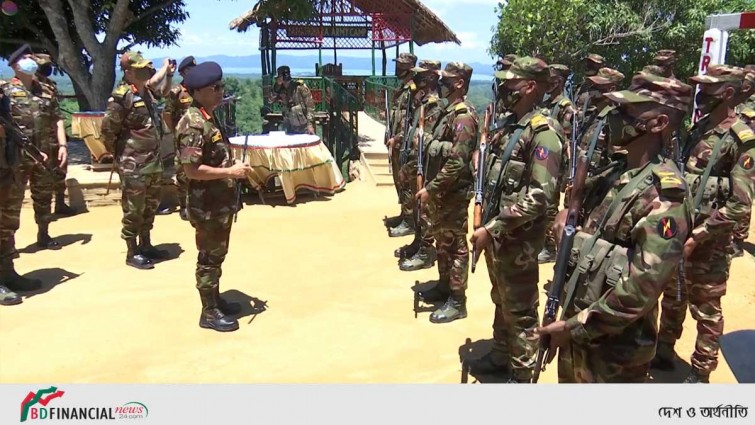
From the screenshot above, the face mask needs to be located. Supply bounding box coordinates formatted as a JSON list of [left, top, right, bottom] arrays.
[[396, 68, 411, 79], [695, 91, 722, 115], [499, 85, 522, 109], [542, 92, 552, 103], [16, 58, 38, 76], [439, 79, 456, 98], [585, 68, 598, 77], [608, 109, 646, 147]]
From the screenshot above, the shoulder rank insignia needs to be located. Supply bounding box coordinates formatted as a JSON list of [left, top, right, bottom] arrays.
[[454, 103, 468, 114], [736, 127, 755, 142], [530, 114, 549, 131], [559, 97, 571, 107], [658, 216, 678, 240], [211, 132, 223, 143]]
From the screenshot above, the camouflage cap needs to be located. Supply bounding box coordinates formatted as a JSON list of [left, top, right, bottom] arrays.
[[641, 65, 665, 77], [653, 49, 677, 65], [495, 56, 549, 82], [745, 64, 755, 72], [120, 51, 152, 70], [585, 53, 605, 65], [689, 64, 748, 85], [412, 59, 441, 74], [393, 52, 418, 66], [587, 67, 625, 85], [549, 64, 571, 78], [605, 72, 692, 112], [438, 61, 473, 81]]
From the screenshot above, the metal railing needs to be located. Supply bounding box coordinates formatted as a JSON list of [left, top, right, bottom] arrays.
[[323, 76, 361, 179]]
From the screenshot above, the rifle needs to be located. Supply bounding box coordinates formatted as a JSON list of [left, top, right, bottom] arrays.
[[384, 89, 393, 172], [399, 91, 414, 166], [415, 104, 426, 245], [471, 104, 492, 273], [532, 153, 589, 383], [0, 112, 55, 175], [672, 130, 685, 302], [215, 119, 266, 207], [142, 88, 165, 141], [235, 134, 250, 222]]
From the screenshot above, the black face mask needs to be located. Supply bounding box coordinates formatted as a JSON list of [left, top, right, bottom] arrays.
[[607, 109, 648, 147], [499, 85, 522, 110], [695, 91, 723, 115]]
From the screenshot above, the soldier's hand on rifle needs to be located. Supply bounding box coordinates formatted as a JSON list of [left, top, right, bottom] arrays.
[[57, 145, 68, 169], [415, 187, 429, 206], [472, 150, 479, 176], [229, 160, 252, 179], [40, 151, 48, 163], [535, 320, 572, 364], [470, 227, 492, 253]]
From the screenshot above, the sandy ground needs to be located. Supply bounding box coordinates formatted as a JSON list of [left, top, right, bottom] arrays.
[[1, 181, 753, 384]]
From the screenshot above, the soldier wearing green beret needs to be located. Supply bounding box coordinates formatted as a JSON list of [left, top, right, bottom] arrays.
[[467, 57, 564, 382], [654, 65, 755, 383], [539, 72, 694, 383]]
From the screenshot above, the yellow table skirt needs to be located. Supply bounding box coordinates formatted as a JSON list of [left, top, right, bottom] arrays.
[[71, 112, 111, 163], [229, 134, 345, 204]]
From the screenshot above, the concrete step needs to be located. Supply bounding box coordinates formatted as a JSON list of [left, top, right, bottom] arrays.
[[374, 174, 395, 187]]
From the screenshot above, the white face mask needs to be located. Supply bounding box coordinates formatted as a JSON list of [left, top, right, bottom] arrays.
[[16, 57, 39, 76]]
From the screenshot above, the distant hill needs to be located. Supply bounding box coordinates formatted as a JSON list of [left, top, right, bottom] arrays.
[[1, 54, 495, 79]]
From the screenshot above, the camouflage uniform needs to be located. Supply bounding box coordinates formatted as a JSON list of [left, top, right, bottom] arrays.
[[652, 49, 677, 79], [472, 58, 564, 382], [101, 52, 165, 270], [731, 70, 755, 253], [576, 68, 626, 172], [573, 53, 605, 104], [420, 62, 477, 324], [2, 76, 62, 249], [656, 66, 755, 383], [557, 74, 694, 383], [271, 66, 316, 135], [540, 64, 575, 260], [164, 82, 193, 215], [386, 53, 419, 236]]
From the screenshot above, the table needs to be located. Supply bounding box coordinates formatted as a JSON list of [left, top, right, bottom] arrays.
[[228, 133, 345, 204], [71, 112, 111, 163]]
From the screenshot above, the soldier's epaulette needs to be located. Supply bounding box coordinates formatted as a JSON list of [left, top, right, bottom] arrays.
[[652, 163, 687, 198], [529, 113, 550, 132], [424, 95, 440, 105], [731, 121, 755, 143], [296, 79, 306, 86], [453, 102, 468, 115], [740, 107, 755, 120], [558, 97, 572, 108], [597, 105, 615, 118], [112, 84, 131, 100], [408, 82, 417, 91]]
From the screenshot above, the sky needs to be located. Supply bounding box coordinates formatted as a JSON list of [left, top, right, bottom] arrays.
[[135, 0, 502, 65]]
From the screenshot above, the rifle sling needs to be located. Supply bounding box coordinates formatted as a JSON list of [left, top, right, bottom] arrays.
[[691, 132, 726, 214], [584, 117, 607, 166], [558, 159, 658, 321], [483, 126, 526, 223]]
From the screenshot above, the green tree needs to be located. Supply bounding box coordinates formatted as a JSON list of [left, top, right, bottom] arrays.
[[490, 0, 755, 81], [0, 0, 189, 110]]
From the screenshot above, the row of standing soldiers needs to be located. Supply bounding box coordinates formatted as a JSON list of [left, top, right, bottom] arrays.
[[0, 44, 77, 306], [382, 50, 755, 383]]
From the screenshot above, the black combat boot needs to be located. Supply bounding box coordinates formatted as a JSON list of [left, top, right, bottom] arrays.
[[388, 219, 414, 237], [394, 238, 419, 259], [213, 286, 241, 315], [0, 285, 22, 306], [399, 245, 437, 271], [383, 214, 403, 229], [683, 368, 710, 383], [138, 232, 169, 260], [54, 192, 77, 216], [650, 342, 676, 371], [125, 238, 154, 270], [179, 208, 188, 221], [36, 223, 61, 250], [729, 240, 744, 258], [537, 246, 557, 264], [0, 258, 42, 292], [465, 351, 511, 377], [418, 278, 450, 303], [198, 288, 239, 332], [429, 292, 467, 324]]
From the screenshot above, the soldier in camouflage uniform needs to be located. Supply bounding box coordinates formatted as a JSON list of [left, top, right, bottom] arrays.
[[538, 72, 694, 383], [395, 60, 443, 271], [0, 45, 51, 305], [576, 68, 625, 172], [573, 53, 605, 104], [269, 65, 316, 135], [415, 62, 477, 324], [653, 50, 677, 78], [654, 65, 755, 383], [33, 53, 76, 217], [163, 56, 197, 221], [101, 51, 169, 270], [730, 66, 755, 257], [176, 61, 251, 332], [3, 45, 66, 251], [538, 64, 575, 263], [467, 57, 564, 382], [385, 53, 419, 237], [494, 54, 518, 124]]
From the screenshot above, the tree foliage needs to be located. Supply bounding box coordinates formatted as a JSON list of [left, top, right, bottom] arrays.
[[0, 0, 189, 110], [490, 0, 755, 81]]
